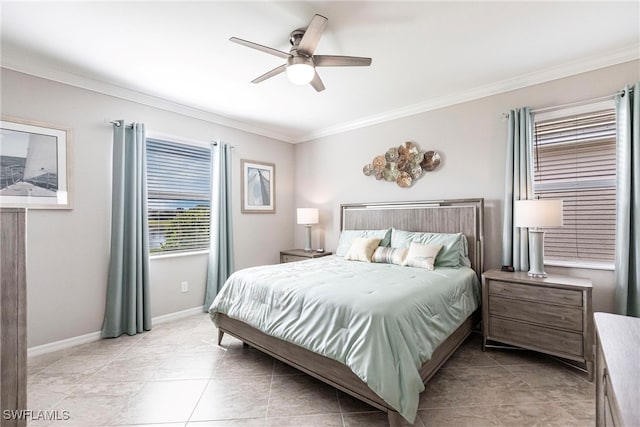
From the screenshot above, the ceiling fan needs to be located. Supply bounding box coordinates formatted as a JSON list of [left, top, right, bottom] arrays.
[[230, 14, 372, 92]]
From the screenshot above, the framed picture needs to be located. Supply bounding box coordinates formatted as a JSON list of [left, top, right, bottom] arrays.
[[241, 159, 275, 213], [0, 118, 72, 209]]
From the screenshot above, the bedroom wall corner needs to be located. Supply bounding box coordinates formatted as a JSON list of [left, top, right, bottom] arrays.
[[293, 59, 640, 314], [1, 68, 295, 348]]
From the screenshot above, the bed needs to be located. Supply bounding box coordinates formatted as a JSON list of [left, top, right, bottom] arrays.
[[209, 199, 484, 426]]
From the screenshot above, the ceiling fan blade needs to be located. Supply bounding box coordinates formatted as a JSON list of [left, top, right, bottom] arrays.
[[251, 64, 287, 83], [314, 55, 372, 67], [309, 71, 325, 92], [297, 14, 328, 56], [230, 37, 290, 59]]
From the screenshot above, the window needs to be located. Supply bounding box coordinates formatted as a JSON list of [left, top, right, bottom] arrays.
[[146, 137, 211, 255], [532, 102, 616, 267]]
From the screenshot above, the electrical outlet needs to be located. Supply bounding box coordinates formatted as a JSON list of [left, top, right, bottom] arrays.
[[181, 281, 189, 293]]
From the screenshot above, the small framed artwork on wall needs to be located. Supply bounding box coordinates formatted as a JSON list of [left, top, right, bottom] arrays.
[[0, 117, 72, 209], [241, 159, 275, 214]]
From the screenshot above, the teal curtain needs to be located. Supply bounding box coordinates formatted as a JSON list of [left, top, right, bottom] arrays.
[[615, 83, 640, 317], [101, 122, 151, 337], [204, 142, 235, 310], [502, 107, 534, 271]]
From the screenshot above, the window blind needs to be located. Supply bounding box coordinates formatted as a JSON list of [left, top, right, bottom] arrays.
[[146, 138, 211, 254], [532, 108, 616, 264]]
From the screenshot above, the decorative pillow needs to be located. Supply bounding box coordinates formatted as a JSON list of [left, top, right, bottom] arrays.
[[372, 247, 408, 265], [344, 237, 382, 262], [335, 229, 391, 256], [391, 229, 466, 268], [402, 242, 443, 270]]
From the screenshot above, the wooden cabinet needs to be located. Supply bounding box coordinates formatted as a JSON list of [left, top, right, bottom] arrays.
[[0, 209, 27, 427], [482, 269, 593, 380], [595, 312, 640, 427], [280, 249, 332, 263]]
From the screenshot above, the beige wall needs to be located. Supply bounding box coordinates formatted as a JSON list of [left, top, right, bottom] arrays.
[[293, 60, 640, 313], [1, 69, 295, 347], [3, 60, 638, 347]]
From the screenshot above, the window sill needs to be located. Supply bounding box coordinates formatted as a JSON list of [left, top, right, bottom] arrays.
[[150, 249, 209, 260], [545, 259, 615, 271]]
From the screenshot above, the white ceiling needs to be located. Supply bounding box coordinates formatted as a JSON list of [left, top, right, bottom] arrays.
[[1, 1, 639, 143]]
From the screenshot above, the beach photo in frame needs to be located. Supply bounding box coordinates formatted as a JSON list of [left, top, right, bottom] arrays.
[[0, 118, 72, 209], [241, 159, 275, 213]]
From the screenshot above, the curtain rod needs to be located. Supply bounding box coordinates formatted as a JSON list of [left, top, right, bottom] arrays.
[[108, 121, 236, 148], [212, 142, 237, 148], [530, 91, 621, 114], [503, 87, 633, 117], [109, 120, 133, 128]]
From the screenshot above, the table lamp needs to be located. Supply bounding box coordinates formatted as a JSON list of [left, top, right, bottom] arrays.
[[297, 208, 319, 252], [514, 199, 563, 278]]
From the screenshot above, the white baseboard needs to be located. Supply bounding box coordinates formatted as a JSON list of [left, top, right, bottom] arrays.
[[151, 306, 204, 325], [27, 330, 102, 358], [27, 305, 206, 357]]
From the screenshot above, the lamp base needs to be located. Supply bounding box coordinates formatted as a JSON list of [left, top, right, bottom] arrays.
[[303, 225, 312, 252], [527, 229, 547, 278]]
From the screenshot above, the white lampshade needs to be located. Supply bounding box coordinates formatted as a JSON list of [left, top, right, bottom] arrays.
[[514, 199, 563, 228], [297, 208, 319, 225]]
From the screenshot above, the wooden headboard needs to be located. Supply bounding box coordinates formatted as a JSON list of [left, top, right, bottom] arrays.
[[340, 199, 484, 277]]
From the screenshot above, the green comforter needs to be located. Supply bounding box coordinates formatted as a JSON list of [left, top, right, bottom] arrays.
[[209, 255, 480, 422]]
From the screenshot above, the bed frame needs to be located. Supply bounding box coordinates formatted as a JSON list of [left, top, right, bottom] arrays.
[[217, 199, 484, 426]]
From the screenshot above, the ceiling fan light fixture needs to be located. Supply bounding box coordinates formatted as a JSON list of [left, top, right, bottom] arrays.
[[286, 56, 315, 85], [231, 14, 371, 92]]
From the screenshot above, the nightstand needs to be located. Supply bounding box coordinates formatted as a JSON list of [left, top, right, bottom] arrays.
[[482, 269, 593, 380], [280, 249, 332, 263]]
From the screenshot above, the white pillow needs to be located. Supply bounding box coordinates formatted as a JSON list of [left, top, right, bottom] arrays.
[[344, 237, 382, 262], [335, 229, 390, 256], [402, 242, 443, 270]]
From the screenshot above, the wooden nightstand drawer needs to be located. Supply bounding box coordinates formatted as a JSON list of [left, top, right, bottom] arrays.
[[489, 295, 583, 331], [489, 317, 584, 357], [489, 280, 583, 307], [281, 255, 307, 263], [280, 250, 332, 263]]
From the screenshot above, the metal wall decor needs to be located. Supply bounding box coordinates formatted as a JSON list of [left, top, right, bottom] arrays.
[[363, 142, 440, 188]]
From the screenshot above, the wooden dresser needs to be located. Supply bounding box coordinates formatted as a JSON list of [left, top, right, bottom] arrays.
[[595, 312, 640, 427], [482, 269, 593, 380], [0, 208, 27, 427]]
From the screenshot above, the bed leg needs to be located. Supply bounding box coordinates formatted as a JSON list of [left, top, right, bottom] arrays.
[[217, 330, 224, 346], [242, 342, 249, 348], [387, 410, 402, 427]]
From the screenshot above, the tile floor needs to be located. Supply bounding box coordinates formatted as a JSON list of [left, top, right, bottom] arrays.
[[27, 313, 595, 427]]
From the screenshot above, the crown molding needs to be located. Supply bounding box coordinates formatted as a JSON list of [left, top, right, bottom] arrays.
[[296, 44, 640, 143], [2, 44, 637, 145], [0, 51, 296, 144]]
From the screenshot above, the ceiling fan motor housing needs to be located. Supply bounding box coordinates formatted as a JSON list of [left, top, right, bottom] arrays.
[[289, 29, 306, 47]]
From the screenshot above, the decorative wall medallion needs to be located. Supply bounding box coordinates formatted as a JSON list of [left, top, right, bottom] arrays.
[[421, 151, 441, 171], [363, 142, 440, 188]]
